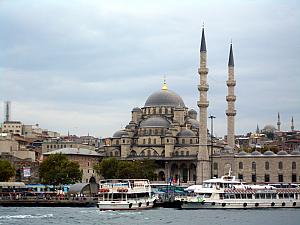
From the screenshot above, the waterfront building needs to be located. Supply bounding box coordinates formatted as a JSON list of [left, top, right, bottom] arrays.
[[100, 28, 300, 184], [43, 148, 103, 183]]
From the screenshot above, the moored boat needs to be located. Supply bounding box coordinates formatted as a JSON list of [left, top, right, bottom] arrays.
[[177, 171, 300, 209], [97, 179, 157, 210]]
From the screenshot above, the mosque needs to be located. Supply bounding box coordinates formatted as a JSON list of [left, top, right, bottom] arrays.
[[102, 28, 300, 184]]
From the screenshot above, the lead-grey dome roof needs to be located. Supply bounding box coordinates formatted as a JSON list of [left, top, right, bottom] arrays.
[[144, 90, 185, 108], [132, 107, 142, 112], [277, 150, 288, 155], [177, 129, 195, 137], [237, 150, 248, 156], [140, 117, 170, 128], [187, 118, 199, 129], [251, 150, 262, 155], [264, 150, 275, 155], [112, 130, 128, 138]]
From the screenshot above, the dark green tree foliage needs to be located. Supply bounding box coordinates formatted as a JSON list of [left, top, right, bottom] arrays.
[[39, 154, 82, 185], [0, 160, 15, 182], [94, 158, 157, 180]]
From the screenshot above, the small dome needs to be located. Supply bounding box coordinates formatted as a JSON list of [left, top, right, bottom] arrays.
[[263, 125, 276, 133], [251, 150, 262, 155], [187, 118, 199, 129], [177, 129, 195, 137], [140, 117, 170, 128], [238, 150, 248, 156], [291, 148, 300, 155], [224, 145, 234, 152], [112, 130, 128, 138], [132, 107, 142, 112], [264, 150, 275, 155], [144, 89, 185, 108], [277, 150, 288, 155], [188, 109, 197, 119]]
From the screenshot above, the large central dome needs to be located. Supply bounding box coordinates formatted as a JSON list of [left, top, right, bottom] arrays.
[[144, 89, 185, 108]]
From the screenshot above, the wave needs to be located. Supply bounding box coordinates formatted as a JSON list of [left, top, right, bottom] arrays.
[[0, 214, 53, 219]]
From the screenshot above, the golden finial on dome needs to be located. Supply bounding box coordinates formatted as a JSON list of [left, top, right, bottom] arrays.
[[162, 76, 168, 91]]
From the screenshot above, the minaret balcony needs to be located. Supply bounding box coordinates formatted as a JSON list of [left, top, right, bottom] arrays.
[[226, 95, 236, 102], [198, 84, 209, 91], [198, 68, 208, 75], [226, 80, 236, 86], [226, 110, 236, 116], [197, 100, 209, 108]]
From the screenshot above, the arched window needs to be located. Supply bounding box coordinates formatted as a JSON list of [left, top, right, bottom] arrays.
[[182, 139, 185, 144], [186, 151, 189, 156], [265, 161, 269, 170], [292, 162, 296, 170], [181, 151, 184, 156], [252, 162, 256, 171], [154, 139, 157, 144], [190, 139, 193, 144], [143, 139, 146, 144], [116, 140, 119, 145], [239, 162, 243, 170], [214, 162, 218, 170], [279, 161, 283, 170], [148, 138, 151, 144]]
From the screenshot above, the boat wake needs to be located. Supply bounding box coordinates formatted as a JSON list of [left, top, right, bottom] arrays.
[[0, 214, 53, 219]]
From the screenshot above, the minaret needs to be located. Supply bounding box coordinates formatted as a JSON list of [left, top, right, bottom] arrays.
[[291, 117, 295, 131], [196, 27, 210, 183], [226, 42, 236, 148], [277, 112, 281, 131], [256, 124, 260, 134]]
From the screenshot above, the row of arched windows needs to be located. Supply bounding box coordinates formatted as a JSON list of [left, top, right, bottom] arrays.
[[238, 161, 297, 170]]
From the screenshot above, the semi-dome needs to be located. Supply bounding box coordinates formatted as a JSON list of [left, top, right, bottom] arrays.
[[177, 129, 195, 137], [277, 150, 288, 155], [144, 89, 185, 108], [187, 118, 199, 129], [251, 150, 262, 156], [188, 109, 197, 119], [112, 130, 128, 138], [140, 117, 170, 128], [264, 150, 275, 156]]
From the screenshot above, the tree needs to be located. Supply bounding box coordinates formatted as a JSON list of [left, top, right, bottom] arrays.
[[0, 160, 15, 182], [39, 154, 82, 185], [94, 158, 157, 180]]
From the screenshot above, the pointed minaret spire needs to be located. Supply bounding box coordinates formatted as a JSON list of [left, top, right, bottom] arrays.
[[277, 112, 281, 131], [291, 116, 295, 131], [226, 41, 236, 148], [200, 26, 207, 52], [197, 23, 210, 183], [256, 124, 260, 134], [228, 42, 234, 66]]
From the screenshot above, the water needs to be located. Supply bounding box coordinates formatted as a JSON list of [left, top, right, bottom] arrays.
[[0, 207, 299, 225]]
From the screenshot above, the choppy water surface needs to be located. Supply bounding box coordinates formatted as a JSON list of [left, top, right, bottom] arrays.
[[0, 207, 299, 225]]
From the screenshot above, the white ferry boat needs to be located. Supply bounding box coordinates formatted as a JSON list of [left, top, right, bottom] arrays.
[[97, 179, 157, 210], [178, 171, 300, 209]]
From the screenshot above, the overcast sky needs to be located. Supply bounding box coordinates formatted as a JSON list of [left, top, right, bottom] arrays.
[[0, 0, 299, 138]]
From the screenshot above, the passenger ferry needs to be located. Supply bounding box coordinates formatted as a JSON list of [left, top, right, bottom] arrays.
[[178, 171, 300, 209], [97, 179, 157, 210]]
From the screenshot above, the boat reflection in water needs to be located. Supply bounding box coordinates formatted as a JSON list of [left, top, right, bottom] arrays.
[[97, 179, 157, 210], [177, 170, 300, 209]]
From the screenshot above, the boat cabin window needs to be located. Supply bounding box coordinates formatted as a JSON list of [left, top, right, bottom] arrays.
[[247, 194, 252, 199]]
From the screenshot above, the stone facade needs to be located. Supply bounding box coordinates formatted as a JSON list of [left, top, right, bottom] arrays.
[[100, 29, 300, 185]]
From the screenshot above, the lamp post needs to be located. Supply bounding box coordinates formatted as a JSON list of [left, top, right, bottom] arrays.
[[208, 115, 216, 179]]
